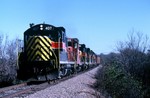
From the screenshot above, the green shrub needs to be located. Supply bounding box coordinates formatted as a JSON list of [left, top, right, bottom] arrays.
[[94, 60, 143, 98]]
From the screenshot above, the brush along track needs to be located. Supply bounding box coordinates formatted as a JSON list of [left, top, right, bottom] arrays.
[[0, 65, 98, 98]]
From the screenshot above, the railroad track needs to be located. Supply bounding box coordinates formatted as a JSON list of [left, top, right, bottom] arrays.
[[0, 65, 99, 98], [0, 83, 31, 98]]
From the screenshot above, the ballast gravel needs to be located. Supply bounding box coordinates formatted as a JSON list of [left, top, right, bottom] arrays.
[[25, 66, 104, 98]]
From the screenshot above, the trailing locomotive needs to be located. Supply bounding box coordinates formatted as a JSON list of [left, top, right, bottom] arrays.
[[17, 23, 100, 81]]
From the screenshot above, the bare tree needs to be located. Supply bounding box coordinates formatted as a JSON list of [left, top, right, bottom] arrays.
[[116, 30, 149, 81], [0, 34, 18, 85]]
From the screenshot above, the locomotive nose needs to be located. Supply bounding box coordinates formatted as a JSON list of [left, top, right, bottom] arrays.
[[26, 36, 52, 61]]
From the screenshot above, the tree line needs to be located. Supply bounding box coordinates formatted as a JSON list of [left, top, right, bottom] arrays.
[[94, 31, 150, 98], [0, 34, 22, 87]]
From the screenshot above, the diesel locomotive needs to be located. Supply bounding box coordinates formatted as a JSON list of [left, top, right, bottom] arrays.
[[17, 23, 100, 81]]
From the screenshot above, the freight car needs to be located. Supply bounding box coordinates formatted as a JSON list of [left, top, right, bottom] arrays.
[[17, 23, 100, 81]]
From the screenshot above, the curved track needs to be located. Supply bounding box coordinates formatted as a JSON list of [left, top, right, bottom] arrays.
[[0, 65, 98, 98]]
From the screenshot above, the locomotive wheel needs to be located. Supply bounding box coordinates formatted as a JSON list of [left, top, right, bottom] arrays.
[[85, 65, 88, 70], [76, 66, 81, 72], [59, 68, 69, 77]]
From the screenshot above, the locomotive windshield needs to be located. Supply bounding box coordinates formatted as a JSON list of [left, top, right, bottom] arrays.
[[68, 41, 72, 46]]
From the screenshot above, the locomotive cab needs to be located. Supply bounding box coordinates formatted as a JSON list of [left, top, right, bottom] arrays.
[[67, 38, 81, 72], [18, 23, 68, 80], [79, 44, 88, 70]]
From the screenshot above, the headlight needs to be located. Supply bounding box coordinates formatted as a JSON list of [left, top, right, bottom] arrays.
[[40, 25, 43, 30]]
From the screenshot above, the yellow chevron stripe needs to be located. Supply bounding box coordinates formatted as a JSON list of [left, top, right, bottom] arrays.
[[43, 36, 51, 43], [27, 49, 49, 61], [26, 37, 35, 51], [27, 44, 40, 56], [42, 48, 52, 57], [39, 36, 50, 47], [41, 55, 48, 61], [26, 36, 53, 61], [31, 51, 48, 61], [39, 41, 51, 52], [40, 48, 50, 58], [27, 38, 43, 56], [26, 36, 52, 51], [27, 41, 51, 57], [27, 36, 40, 51]]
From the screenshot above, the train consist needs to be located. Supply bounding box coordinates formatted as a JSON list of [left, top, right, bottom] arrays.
[[17, 23, 100, 81]]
